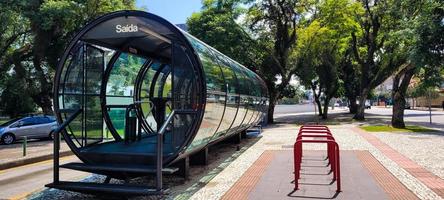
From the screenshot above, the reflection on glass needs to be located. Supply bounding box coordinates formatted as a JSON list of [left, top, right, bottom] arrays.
[[62, 44, 84, 147], [186, 35, 226, 148], [213, 53, 238, 138], [85, 45, 104, 145]]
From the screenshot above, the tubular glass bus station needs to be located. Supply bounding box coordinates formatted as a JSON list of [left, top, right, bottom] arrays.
[[47, 10, 268, 195]]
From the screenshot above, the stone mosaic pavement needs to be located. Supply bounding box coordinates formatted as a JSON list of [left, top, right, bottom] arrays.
[[187, 124, 444, 200], [29, 123, 444, 200]]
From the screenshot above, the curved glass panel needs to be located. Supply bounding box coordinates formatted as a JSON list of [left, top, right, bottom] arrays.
[[84, 45, 104, 146], [212, 53, 239, 139], [185, 35, 226, 149], [60, 43, 84, 148], [243, 70, 260, 126], [139, 62, 162, 132], [106, 53, 146, 137], [171, 43, 202, 152], [229, 62, 248, 132], [53, 11, 266, 167]]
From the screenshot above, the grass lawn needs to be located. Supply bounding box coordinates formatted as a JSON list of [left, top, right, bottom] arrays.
[[0, 119, 8, 125], [360, 125, 437, 133]]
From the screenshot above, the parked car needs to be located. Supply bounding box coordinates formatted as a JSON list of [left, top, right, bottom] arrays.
[[0, 115, 57, 145]]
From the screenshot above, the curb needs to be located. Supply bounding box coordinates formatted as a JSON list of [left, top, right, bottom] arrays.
[[0, 150, 73, 170]]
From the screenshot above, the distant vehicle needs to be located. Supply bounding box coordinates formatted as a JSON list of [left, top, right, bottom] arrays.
[[0, 115, 57, 145], [339, 102, 348, 107], [365, 100, 371, 109]]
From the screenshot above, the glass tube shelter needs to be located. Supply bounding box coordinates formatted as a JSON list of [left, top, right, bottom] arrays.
[[54, 10, 268, 167]]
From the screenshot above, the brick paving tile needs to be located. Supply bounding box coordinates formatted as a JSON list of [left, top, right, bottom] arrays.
[[356, 150, 418, 200], [220, 151, 276, 200], [222, 150, 416, 200], [355, 127, 444, 198]]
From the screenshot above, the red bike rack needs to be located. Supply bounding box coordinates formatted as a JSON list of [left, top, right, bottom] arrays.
[[293, 126, 341, 192], [298, 129, 332, 135], [296, 134, 335, 169], [299, 125, 331, 134], [298, 128, 334, 162], [301, 125, 329, 129]]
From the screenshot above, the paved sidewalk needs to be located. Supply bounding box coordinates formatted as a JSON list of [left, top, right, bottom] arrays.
[[28, 123, 444, 200], [222, 150, 417, 200], [0, 140, 71, 170], [356, 127, 444, 197], [188, 124, 443, 200]]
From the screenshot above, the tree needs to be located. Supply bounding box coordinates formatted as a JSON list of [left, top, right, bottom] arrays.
[[339, 49, 360, 113], [187, 0, 261, 69], [0, 0, 136, 116], [247, 0, 302, 123], [188, 0, 303, 123], [279, 84, 306, 104], [295, 0, 361, 119], [390, 0, 443, 128], [0, 76, 36, 117], [350, 0, 405, 120]]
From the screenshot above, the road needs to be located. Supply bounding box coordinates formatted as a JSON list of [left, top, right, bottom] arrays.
[[0, 140, 70, 165], [274, 103, 317, 114], [274, 104, 444, 130], [0, 155, 88, 199], [365, 106, 444, 130]]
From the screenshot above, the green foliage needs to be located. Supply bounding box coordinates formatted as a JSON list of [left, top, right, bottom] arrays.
[[409, 0, 444, 90], [187, 0, 263, 70], [360, 125, 437, 133], [294, 0, 361, 118], [188, 0, 304, 123], [0, 76, 36, 117], [0, 0, 136, 117], [279, 85, 306, 104]]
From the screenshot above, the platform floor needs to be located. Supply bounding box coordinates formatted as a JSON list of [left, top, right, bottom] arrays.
[[222, 150, 417, 200], [80, 135, 174, 155]]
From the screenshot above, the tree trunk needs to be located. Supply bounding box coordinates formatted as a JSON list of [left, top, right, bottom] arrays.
[[32, 93, 53, 115], [391, 92, 406, 128], [349, 96, 358, 114], [322, 97, 330, 119], [391, 65, 415, 128], [32, 56, 54, 115], [311, 85, 323, 117], [354, 89, 369, 120], [267, 99, 276, 124], [314, 98, 323, 116]]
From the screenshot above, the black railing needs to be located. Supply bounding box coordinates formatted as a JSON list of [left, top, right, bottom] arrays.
[[52, 107, 197, 192], [155, 109, 197, 191], [53, 108, 83, 184]]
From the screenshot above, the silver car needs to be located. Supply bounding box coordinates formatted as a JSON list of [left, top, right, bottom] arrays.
[[0, 116, 58, 145]]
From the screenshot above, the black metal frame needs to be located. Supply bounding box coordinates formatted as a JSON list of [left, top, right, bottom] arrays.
[[53, 10, 206, 165], [100, 51, 124, 141], [134, 60, 156, 134], [49, 11, 268, 195], [53, 108, 83, 183]]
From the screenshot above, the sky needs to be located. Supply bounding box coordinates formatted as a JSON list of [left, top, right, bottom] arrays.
[[136, 0, 203, 24]]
